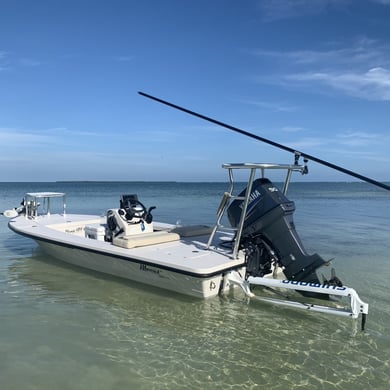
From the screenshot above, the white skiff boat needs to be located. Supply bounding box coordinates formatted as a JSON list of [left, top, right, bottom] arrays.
[[3, 162, 369, 327]]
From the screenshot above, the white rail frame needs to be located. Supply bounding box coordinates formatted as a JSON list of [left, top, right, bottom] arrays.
[[227, 271, 369, 325], [24, 192, 66, 218]]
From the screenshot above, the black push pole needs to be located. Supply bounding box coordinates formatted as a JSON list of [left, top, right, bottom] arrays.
[[139, 91, 390, 192]]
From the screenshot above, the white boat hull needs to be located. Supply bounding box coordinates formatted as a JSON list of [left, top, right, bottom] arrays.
[[36, 239, 226, 298], [8, 213, 245, 299]]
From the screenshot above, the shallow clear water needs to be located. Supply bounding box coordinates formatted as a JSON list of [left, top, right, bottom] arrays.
[[1, 181, 389, 389]]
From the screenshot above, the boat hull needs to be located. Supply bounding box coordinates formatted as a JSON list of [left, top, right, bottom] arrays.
[[35, 239, 227, 299], [8, 212, 246, 299]]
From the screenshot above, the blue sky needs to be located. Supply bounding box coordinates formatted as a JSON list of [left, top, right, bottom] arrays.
[[1, 0, 390, 182]]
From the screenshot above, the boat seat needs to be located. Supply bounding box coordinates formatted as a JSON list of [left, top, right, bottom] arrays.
[[112, 231, 180, 249], [170, 225, 212, 237]]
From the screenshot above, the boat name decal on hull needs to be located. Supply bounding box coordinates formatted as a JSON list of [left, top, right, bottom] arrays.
[[140, 263, 161, 275]]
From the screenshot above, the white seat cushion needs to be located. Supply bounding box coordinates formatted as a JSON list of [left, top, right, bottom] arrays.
[[113, 231, 180, 249]]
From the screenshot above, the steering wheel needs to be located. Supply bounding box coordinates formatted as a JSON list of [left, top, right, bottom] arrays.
[[124, 199, 148, 221], [121, 200, 155, 224]]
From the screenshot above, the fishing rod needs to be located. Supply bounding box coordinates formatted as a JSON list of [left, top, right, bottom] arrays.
[[138, 91, 390, 192]]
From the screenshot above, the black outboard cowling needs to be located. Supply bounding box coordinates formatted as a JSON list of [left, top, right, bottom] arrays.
[[227, 178, 326, 284]]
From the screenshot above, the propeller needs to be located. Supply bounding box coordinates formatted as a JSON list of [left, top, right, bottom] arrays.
[[322, 267, 343, 287]]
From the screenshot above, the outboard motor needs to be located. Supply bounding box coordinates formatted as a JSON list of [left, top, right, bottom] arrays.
[[227, 178, 328, 286], [106, 194, 156, 241]]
